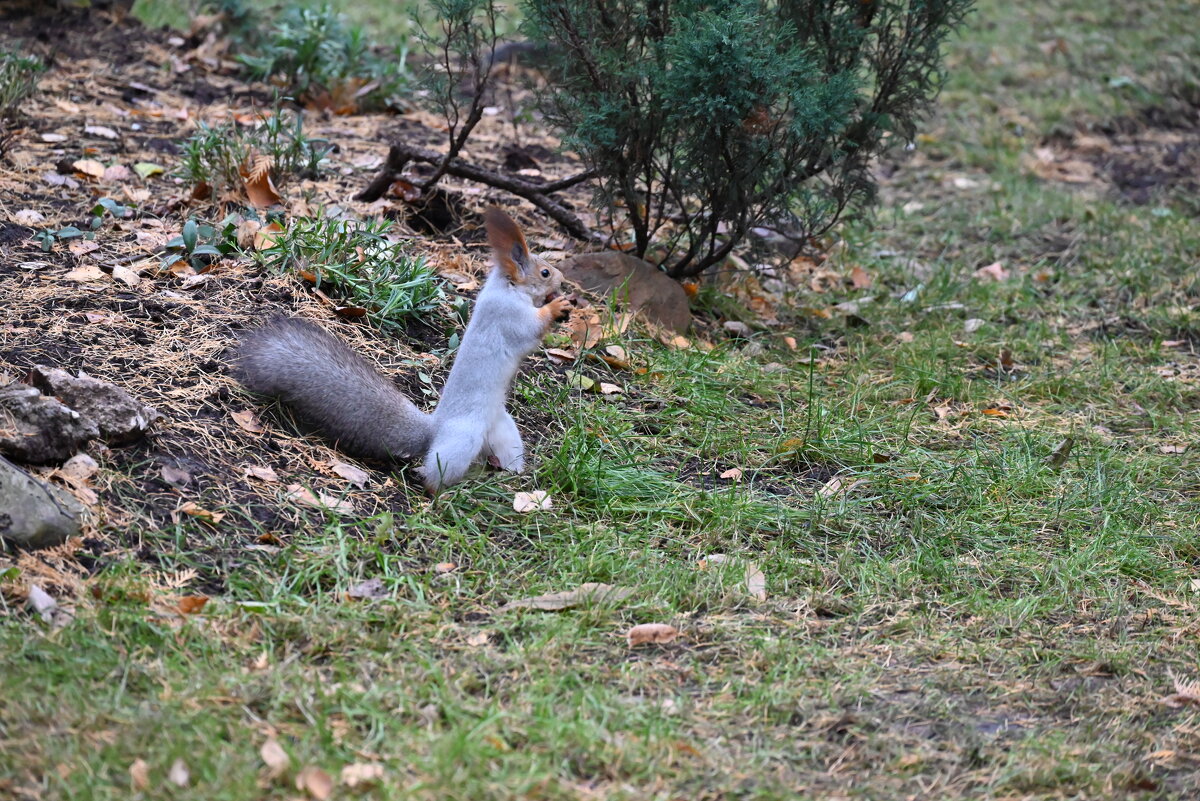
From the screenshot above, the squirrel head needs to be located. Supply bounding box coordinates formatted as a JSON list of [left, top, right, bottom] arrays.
[[485, 206, 563, 306]]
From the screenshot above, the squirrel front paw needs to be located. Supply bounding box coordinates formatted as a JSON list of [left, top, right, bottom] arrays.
[[547, 295, 574, 323]]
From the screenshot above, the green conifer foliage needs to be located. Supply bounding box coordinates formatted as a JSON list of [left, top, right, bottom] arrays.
[[522, 0, 973, 277]]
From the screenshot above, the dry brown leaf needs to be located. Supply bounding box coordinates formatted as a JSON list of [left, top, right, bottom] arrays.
[[103, 164, 132, 182], [340, 763, 385, 788], [61, 454, 99, 483], [160, 465, 192, 486], [85, 124, 119, 139], [254, 221, 284, 250], [243, 464, 280, 483], [719, 467, 743, 481], [605, 344, 628, 361], [434, 562, 457, 574], [513, 490, 552, 513], [176, 502, 224, 526], [1162, 670, 1200, 708], [598, 382, 622, 395], [68, 240, 100, 258], [1046, 437, 1075, 468], [242, 157, 282, 208], [231, 409, 265, 433], [167, 758, 190, 788], [63, 264, 106, 283], [1160, 444, 1187, 454], [817, 474, 868, 498], [346, 578, 388, 601], [177, 595, 209, 615], [296, 765, 334, 800], [129, 758, 150, 790], [504, 583, 633, 611], [973, 261, 1009, 282], [745, 562, 767, 601], [646, 324, 692, 349], [1039, 37, 1069, 56], [285, 484, 356, 515], [111, 265, 141, 287], [387, 177, 422, 202], [261, 738, 290, 779], [627, 622, 679, 647], [849, 265, 873, 289], [72, 159, 106, 179], [568, 308, 605, 350], [330, 461, 369, 488], [545, 347, 577, 365]]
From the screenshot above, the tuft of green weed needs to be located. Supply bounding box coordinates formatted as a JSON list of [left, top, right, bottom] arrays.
[[162, 214, 242, 272], [0, 50, 41, 119], [0, 50, 43, 153], [258, 214, 443, 327], [176, 107, 332, 196], [238, 4, 408, 112]]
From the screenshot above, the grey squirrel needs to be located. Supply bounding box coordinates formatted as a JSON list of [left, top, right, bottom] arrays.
[[234, 207, 572, 492]]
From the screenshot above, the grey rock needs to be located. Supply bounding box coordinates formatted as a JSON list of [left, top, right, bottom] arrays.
[[558, 252, 692, 334], [0, 455, 85, 549], [30, 366, 159, 446], [0, 383, 99, 464]]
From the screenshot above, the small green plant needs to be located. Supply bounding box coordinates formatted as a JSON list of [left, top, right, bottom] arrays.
[[238, 4, 408, 112], [0, 50, 42, 119], [1, 50, 43, 154], [258, 215, 443, 327], [177, 108, 331, 197], [33, 198, 131, 251], [34, 226, 85, 252], [162, 215, 241, 271], [89, 197, 132, 228]]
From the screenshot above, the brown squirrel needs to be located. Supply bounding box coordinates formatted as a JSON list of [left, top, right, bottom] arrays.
[[234, 208, 572, 492]]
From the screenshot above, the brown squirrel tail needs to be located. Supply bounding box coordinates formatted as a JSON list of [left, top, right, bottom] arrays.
[[233, 318, 433, 461]]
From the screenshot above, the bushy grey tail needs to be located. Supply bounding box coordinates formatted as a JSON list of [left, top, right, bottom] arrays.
[[233, 318, 433, 460]]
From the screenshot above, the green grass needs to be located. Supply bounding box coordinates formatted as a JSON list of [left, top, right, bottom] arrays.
[[4, 0, 1200, 799], [177, 105, 332, 195]]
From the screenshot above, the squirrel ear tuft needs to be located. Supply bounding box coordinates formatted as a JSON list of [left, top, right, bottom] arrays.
[[485, 206, 531, 281]]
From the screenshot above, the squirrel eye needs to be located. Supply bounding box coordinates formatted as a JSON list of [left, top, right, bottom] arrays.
[[540, 268, 550, 278]]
